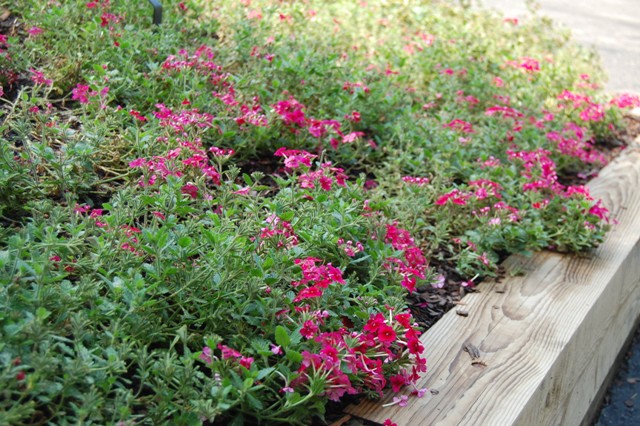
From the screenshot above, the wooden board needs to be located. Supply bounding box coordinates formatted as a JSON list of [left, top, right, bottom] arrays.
[[346, 137, 640, 425]]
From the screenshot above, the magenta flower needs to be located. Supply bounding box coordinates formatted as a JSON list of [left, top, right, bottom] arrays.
[[27, 26, 43, 36], [72, 84, 91, 104], [29, 69, 52, 86], [180, 184, 199, 199], [218, 344, 242, 360], [300, 320, 318, 339], [377, 324, 397, 344], [239, 356, 254, 369]]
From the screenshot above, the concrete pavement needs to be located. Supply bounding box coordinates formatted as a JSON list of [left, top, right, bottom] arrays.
[[477, 0, 640, 94]]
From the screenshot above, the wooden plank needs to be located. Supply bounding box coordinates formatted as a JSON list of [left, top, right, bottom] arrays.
[[346, 138, 640, 425]]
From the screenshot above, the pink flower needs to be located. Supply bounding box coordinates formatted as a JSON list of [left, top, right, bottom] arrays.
[[443, 119, 474, 133], [209, 146, 235, 157], [387, 395, 409, 407], [406, 336, 424, 355], [247, 9, 262, 20], [199, 346, 213, 363], [128, 158, 146, 168], [218, 344, 242, 360], [383, 420, 398, 426], [293, 286, 323, 303], [412, 388, 428, 398], [610, 93, 640, 109], [579, 103, 605, 122], [74, 204, 90, 215], [401, 276, 417, 293], [300, 320, 319, 339], [239, 356, 254, 369], [518, 57, 540, 72], [274, 147, 316, 169], [72, 84, 91, 104], [129, 110, 147, 122], [588, 200, 610, 223], [435, 189, 469, 206], [29, 69, 52, 85], [270, 344, 283, 355], [432, 275, 445, 289], [402, 176, 430, 186], [27, 26, 43, 36], [233, 186, 251, 195]]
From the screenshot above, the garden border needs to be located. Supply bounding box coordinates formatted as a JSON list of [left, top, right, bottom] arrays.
[[346, 131, 640, 425]]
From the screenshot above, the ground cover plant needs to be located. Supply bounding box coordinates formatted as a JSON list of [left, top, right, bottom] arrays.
[[1, 0, 639, 424]]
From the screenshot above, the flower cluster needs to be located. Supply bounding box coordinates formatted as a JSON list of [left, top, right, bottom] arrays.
[[258, 214, 299, 250], [291, 257, 345, 303], [384, 224, 428, 293], [288, 307, 426, 401]]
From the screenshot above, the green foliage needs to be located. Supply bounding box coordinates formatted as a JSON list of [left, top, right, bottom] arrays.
[[0, 0, 634, 424]]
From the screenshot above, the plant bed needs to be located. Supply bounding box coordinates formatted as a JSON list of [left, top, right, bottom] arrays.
[[3, 1, 640, 425], [345, 131, 640, 425]]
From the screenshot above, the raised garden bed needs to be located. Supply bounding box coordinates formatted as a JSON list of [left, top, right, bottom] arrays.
[[346, 131, 640, 425], [3, 1, 640, 424]]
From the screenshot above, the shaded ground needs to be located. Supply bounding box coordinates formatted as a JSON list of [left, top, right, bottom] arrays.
[[595, 324, 640, 426]]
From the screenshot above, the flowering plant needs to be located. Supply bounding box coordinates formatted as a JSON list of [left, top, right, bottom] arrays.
[[0, 0, 637, 424]]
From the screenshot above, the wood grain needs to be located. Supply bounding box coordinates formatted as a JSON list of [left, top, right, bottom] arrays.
[[346, 138, 640, 426]]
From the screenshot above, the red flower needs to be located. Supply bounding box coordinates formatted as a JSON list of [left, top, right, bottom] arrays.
[[377, 324, 397, 344], [239, 356, 254, 369], [364, 313, 386, 333], [300, 320, 318, 339], [389, 373, 409, 392], [181, 184, 199, 199]]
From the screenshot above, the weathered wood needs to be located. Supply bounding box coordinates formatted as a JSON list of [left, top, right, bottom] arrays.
[[346, 138, 640, 425]]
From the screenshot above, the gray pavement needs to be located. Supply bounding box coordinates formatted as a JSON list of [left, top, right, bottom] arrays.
[[477, 0, 640, 94]]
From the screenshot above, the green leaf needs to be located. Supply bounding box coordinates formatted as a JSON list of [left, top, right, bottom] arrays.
[[279, 211, 295, 222], [285, 350, 303, 363], [36, 307, 51, 321], [246, 393, 264, 411], [275, 325, 290, 348], [177, 236, 193, 248], [256, 367, 275, 381]]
